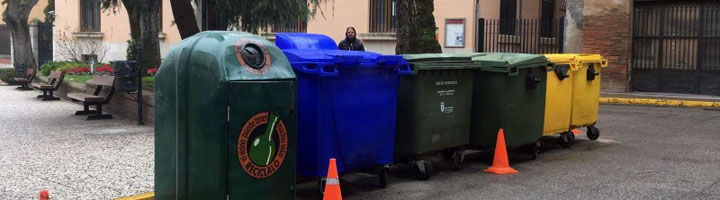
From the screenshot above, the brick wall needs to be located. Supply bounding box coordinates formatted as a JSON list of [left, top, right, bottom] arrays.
[[581, 0, 631, 92]]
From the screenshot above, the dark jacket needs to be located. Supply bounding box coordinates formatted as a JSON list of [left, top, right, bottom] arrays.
[[338, 38, 365, 51]]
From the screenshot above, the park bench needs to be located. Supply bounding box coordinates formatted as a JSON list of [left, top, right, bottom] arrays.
[[67, 75, 116, 120], [32, 70, 65, 101], [13, 68, 35, 90]]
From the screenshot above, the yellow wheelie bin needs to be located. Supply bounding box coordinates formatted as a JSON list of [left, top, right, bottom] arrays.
[[542, 54, 579, 148], [569, 54, 607, 139], [543, 54, 608, 147]]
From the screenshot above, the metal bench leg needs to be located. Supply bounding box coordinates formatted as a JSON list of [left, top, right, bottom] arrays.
[[41, 90, 60, 101], [16, 83, 32, 90], [37, 90, 46, 98], [86, 103, 112, 120], [75, 104, 95, 115]]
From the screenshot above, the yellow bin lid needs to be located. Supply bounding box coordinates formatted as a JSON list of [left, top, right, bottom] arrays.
[[544, 54, 608, 70]]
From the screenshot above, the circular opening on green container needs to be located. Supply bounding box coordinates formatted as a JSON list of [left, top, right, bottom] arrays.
[[240, 43, 266, 70]]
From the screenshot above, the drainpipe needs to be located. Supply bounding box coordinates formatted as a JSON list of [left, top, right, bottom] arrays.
[[519, 0, 523, 19], [475, 0, 480, 52]]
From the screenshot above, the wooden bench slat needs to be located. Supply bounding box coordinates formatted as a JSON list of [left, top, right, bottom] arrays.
[[68, 93, 105, 103], [87, 76, 115, 87], [31, 83, 53, 89]]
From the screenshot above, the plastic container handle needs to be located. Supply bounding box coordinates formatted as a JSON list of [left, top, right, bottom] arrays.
[[397, 63, 412, 74], [376, 55, 402, 67], [334, 55, 362, 67], [318, 64, 339, 77], [291, 63, 320, 74], [526, 73, 542, 90], [587, 63, 599, 81]]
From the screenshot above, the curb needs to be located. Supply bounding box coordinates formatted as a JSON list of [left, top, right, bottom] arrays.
[[114, 192, 154, 200], [599, 97, 720, 108]]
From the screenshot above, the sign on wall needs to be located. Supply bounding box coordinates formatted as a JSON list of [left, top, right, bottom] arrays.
[[445, 18, 465, 48]]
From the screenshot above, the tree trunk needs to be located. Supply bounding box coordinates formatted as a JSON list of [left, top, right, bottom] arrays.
[[140, 0, 161, 74], [122, 0, 142, 41], [2, 0, 40, 74], [395, 0, 442, 54], [170, 0, 200, 39]]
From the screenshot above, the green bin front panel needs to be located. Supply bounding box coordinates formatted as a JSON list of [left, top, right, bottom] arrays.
[[470, 66, 547, 149], [396, 69, 473, 156], [228, 80, 297, 200], [155, 31, 297, 200]]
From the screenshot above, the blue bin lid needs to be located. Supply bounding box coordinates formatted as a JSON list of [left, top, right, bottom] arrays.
[[282, 49, 411, 76], [276, 33, 339, 50]]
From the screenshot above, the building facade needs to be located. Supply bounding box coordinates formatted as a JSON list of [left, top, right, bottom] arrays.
[[53, 0, 183, 63], [265, 0, 564, 55], [566, 0, 720, 95]]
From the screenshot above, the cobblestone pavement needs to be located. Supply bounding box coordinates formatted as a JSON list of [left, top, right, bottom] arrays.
[[0, 86, 153, 199]]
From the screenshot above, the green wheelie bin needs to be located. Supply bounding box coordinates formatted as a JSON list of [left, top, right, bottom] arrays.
[[470, 53, 549, 159], [396, 54, 480, 180], [155, 31, 297, 199]]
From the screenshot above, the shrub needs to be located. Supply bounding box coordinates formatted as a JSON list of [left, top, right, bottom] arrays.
[[147, 67, 158, 76], [95, 65, 114, 75], [40, 61, 73, 75], [46, 62, 114, 76], [0, 68, 17, 85], [142, 76, 154, 91], [55, 62, 87, 73], [126, 40, 141, 62]]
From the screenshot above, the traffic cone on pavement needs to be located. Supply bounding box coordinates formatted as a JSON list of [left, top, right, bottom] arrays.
[[39, 190, 49, 200], [323, 158, 342, 200], [484, 129, 518, 174]]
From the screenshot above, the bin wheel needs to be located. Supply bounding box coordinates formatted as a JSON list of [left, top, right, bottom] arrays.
[[317, 177, 327, 195], [378, 166, 389, 188], [560, 132, 574, 148], [587, 126, 600, 140], [529, 140, 542, 160], [441, 149, 455, 160], [415, 160, 433, 180], [452, 150, 465, 170]]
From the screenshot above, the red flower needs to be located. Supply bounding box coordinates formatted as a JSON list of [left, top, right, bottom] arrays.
[[147, 67, 158, 75]]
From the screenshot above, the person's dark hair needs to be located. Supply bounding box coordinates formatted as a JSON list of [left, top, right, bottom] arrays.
[[346, 27, 356, 34]]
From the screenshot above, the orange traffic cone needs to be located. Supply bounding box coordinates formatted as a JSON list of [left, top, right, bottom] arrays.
[[484, 129, 518, 174], [571, 129, 582, 135], [323, 158, 342, 200], [39, 190, 49, 200]]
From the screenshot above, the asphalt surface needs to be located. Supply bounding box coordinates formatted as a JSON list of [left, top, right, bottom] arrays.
[[0, 86, 154, 199], [1, 84, 719, 199], [296, 104, 720, 199]]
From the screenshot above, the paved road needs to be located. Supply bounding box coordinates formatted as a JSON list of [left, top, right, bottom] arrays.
[[2, 84, 719, 199], [0, 86, 154, 199], [296, 104, 720, 199]]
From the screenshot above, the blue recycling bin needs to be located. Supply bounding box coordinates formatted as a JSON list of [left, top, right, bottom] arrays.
[[277, 33, 410, 188]]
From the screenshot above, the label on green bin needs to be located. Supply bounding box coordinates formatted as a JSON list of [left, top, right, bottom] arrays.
[[237, 111, 289, 179], [437, 80, 457, 113], [440, 102, 454, 114]]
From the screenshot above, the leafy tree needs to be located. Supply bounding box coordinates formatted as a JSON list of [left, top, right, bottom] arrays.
[[170, 0, 327, 39], [2, 0, 40, 73], [43, 0, 52, 23], [395, 0, 441, 54], [101, 0, 159, 74]]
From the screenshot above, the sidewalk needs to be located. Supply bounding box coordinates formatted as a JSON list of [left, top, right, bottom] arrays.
[[0, 86, 154, 199], [601, 92, 720, 108]]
